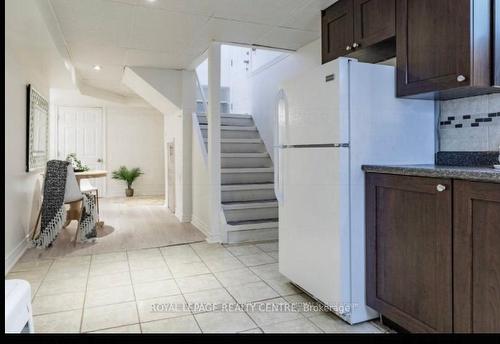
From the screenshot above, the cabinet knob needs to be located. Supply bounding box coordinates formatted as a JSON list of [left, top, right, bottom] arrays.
[[352, 42, 360, 48], [346, 45, 352, 51], [457, 75, 467, 82], [436, 184, 447, 192]]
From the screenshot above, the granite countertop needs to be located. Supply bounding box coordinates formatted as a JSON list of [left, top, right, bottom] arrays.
[[362, 164, 500, 183]]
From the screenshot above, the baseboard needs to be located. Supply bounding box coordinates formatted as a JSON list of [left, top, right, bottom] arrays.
[[191, 215, 209, 237], [5, 237, 29, 275], [175, 212, 192, 223], [104, 191, 165, 198]]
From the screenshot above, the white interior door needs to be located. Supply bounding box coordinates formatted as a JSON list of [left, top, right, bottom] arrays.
[[57, 106, 105, 196], [227, 47, 251, 114]]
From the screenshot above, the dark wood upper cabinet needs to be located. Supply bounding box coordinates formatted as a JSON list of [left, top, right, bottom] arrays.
[[322, 0, 396, 64], [397, 0, 500, 99], [366, 173, 453, 333], [453, 180, 500, 333], [322, 0, 354, 64]]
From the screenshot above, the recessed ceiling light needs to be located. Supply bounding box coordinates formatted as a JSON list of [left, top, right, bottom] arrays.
[[146, 0, 157, 2], [93, 65, 101, 71]]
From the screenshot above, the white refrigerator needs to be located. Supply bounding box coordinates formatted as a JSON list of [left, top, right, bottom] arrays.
[[276, 57, 436, 324]]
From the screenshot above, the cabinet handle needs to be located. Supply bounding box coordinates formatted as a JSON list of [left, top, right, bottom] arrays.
[[346, 45, 352, 51], [457, 75, 467, 82], [352, 42, 360, 48], [436, 184, 447, 192]]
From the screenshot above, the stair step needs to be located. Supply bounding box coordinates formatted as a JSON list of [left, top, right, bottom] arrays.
[[221, 167, 274, 174], [222, 200, 278, 210], [197, 113, 251, 119], [199, 125, 257, 131], [204, 138, 262, 144], [221, 153, 269, 158], [226, 219, 279, 231], [226, 227, 279, 243], [221, 183, 274, 191]]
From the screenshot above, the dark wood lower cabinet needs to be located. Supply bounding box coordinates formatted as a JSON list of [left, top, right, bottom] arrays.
[[366, 173, 500, 333], [453, 180, 500, 333], [365, 174, 453, 332]]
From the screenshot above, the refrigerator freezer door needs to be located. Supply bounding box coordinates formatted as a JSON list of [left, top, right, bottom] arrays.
[[280, 58, 350, 146], [279, 147, 351, 314]]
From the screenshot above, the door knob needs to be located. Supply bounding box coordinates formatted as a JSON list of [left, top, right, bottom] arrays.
[[346, 45, 352, 51], [352, 42, 360, 48], [436, 184, 447, 192], [457, 75, 467, 82], [97, 158, 103, 163]]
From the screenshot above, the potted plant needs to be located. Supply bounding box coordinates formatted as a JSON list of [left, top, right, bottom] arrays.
[[112, 166, 143, 197], [66, 153, 90, 172]]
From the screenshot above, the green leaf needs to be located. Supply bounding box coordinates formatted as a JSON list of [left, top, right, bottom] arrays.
[[112, 166, 144, 188]]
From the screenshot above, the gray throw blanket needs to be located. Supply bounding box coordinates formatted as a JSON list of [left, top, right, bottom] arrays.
[[32, 160, 97, 248]]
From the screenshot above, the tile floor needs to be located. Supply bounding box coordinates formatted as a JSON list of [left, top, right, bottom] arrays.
[[7, 241, 392, 334]]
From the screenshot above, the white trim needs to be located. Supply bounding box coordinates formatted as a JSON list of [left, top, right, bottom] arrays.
[[101, 106, 108, 198], [175, 213, 192, 223], [214, 40, 296, 53], [191, 215, 210, 237], [5, 237, 29, 275], [250, 53, 290, 77], [192, 112, 208, 164]]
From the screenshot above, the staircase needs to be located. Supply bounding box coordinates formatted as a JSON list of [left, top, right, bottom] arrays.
[[197, 112, 279, 243]]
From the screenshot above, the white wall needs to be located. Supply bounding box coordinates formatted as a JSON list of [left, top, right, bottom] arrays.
[[50, 90, 165, 198], [191, 124, 210, 236], [5, 47, 47, 273], [5, 0, 75, 273], [249, 39, 322, 160], [106, 107, 165, 197]]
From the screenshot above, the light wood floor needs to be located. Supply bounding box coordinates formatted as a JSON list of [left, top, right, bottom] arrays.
[[22, 196, 206, 260]]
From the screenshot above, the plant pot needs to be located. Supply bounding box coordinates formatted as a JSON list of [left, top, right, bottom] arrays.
[[126, 188, 134, 197]]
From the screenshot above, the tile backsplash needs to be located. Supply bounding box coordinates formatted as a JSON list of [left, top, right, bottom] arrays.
[[439, 94, 500, 152]]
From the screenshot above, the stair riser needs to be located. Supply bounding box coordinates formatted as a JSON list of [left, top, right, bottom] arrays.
[[224, 207, 278, 222], [222, 189, 277, 203], [222, 172, 274, 185], [198, 116, 254, 127], [222, 157, 273, 168], [221, 143, 266, 153], [201, 129, 259, 139], [226, 228, 279, 243]]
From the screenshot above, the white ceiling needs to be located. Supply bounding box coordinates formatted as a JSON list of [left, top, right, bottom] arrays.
[[48, 0, 337, 97]]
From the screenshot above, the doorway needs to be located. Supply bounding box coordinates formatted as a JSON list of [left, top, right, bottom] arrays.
[[57, 106, 105, 196], [167, 141, 176, 213]]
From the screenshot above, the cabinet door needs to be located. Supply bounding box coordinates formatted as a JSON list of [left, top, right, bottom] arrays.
[[353, 0, 395, 48], [322, 0, 354, 64], [366, 174, 453, 332], [454, 180, 500, 333], [396, 0, 470, 96]]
